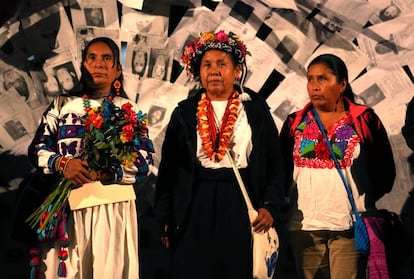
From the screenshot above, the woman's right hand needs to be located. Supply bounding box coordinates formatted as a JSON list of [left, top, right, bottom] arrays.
[[63, 158, 94, 187]]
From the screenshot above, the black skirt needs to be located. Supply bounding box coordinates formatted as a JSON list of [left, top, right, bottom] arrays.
[[172, 167, 252, 279]]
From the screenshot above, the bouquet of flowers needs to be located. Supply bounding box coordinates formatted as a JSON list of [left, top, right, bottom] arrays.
[[26, 95, 154, 241]]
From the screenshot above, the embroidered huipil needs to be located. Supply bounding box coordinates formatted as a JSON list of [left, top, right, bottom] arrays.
[[32, 96, 151, 184], [28, 95, 153, 279], [288, 111, 366, 231]]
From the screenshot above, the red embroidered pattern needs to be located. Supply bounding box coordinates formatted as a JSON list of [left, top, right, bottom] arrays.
[[293, 111, 360, 169]]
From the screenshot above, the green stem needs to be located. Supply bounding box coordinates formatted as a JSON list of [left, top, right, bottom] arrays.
[[26, 178, 72, 230]]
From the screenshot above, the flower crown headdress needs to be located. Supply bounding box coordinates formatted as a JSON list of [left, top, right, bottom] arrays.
[[181, 30, 251, 77]]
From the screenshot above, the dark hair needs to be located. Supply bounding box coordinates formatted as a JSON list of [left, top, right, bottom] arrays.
[[79, 37, 127, 98], [307, 53, 355, 102]]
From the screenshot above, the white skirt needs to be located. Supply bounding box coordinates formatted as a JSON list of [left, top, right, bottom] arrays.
[[41, 200, 139, 279]]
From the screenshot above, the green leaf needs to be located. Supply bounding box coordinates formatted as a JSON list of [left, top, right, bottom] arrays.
[[297, 122, 306, 131], [95, 142, 111, 149], [300, 143, 315, 158], [96, 131, 105, 141], [332, 144, 343, 159]]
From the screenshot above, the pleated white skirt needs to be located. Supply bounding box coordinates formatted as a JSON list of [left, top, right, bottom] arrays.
[[41, 200, 139, 279]]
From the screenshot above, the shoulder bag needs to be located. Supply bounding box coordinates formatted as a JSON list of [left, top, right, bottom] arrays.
[[226, 151, 279, 279], [312, 107, 370, 255]]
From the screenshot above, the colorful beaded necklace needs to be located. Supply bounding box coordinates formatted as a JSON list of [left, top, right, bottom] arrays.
[[197, 90, 240, 162], [82, 94, 113, 112]]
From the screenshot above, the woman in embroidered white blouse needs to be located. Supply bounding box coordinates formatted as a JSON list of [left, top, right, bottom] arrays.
[[28, 37, 154, 279], [280, 54, 396, 279]]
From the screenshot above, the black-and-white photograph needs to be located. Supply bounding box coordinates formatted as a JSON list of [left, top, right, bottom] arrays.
[[84, 7, 105, 27], [3, 119, 28, 140], [124, 33, 170, 81], [76, 27, 96, 58], [379, 3, 401, 22], [1, 67, 44, 109], [52, 62, 80, 94], [148, 49, 169, 81], [147, 105, 166, 126], [2, 70, 30, 101], [70, 0, 119, 30], [131, 49, 149, 78], [358, 83, 386, 107]]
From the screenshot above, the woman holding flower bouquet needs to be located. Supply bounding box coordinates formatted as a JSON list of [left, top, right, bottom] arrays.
[[27, 37, 154, 279], [154, 30, 286, 279]]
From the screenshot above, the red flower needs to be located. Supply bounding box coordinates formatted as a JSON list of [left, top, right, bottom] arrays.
[[121, 124, 135, 143], [90, 113, 104, 129], [314, 141, 331, 159], [121, 102, 133, 111], [121, 102, 138, 124]]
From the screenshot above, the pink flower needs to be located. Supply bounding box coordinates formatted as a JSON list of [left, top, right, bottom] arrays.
[[215, 30, 228, 42], [303, 122, 319, 140], [238, 42, 246, 56]]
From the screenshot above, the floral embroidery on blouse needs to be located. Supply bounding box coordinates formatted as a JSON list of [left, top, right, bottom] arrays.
[[293, 111, 360, 169]]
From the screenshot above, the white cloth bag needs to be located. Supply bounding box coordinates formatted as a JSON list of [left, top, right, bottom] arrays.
[[227, 151, 279, 279]]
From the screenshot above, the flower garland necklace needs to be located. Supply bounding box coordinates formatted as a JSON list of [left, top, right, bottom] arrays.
[[197, 90, 240, 162]]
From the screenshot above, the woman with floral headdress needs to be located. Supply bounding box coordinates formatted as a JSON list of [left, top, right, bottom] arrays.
[[154, 30, 286, 279]]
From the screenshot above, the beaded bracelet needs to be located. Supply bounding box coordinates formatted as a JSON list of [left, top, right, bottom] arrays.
[[54, 156, 62, 172], [49, 154, 61, 173], [57, 156, 71, 173]]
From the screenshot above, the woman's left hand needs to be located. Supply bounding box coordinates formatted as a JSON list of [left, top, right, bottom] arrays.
[[252, 208, 274, 233]]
